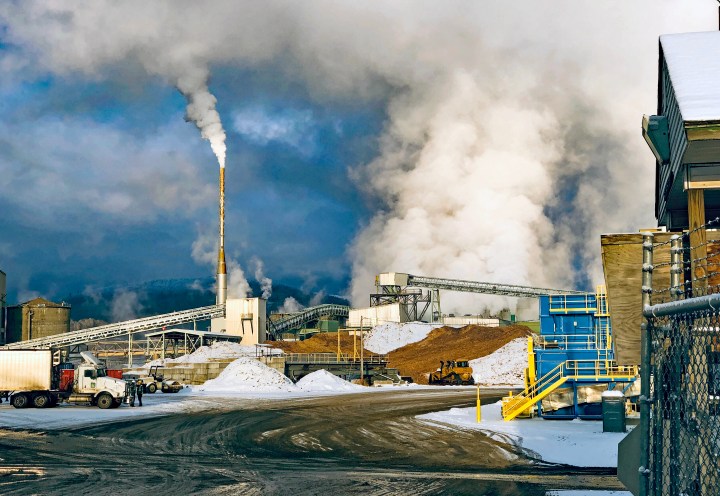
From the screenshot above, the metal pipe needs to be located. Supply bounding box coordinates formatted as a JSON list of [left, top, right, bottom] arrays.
[[639, 232, 654, 496], [644, 292, 720, 318], [217, 166, 227, 306]]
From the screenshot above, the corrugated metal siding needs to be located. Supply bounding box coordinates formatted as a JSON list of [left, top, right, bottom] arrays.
[[658, 62, 688, 227], [348, 304, 404, 327], [0, 350, 52, 391]]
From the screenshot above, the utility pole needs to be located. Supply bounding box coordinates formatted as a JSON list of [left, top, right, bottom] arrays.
[[360, 317, 365, 385]]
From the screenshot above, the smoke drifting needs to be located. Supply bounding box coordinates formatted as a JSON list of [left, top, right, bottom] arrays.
[[278, 297, 304, 314], [251, 257, 273, 299], [110, 289, 143, 322], [177, 71, 227, 169], [1, 1, 714, 315], [191, 232, 250, 298]]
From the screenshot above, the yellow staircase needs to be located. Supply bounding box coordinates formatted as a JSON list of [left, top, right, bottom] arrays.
[[501, 360, 639, 421]]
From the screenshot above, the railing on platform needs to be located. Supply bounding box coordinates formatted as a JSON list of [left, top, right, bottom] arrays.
[[284, 352, 388, 364], [501, 359, 639, 421]]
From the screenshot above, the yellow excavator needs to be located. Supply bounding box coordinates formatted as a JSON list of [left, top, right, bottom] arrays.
[[428, 360, 475, 385]]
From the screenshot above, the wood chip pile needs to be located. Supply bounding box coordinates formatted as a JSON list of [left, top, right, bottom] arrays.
[[272, 324, 532, 384], [388, 324, 532, 384]]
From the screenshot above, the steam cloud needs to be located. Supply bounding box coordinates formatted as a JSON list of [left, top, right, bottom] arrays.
[[278, 297, 304, 313], [1, 1, 713, 315], [251, 257, 273, 299], [191, 232, 250, 298], [110, 289, 143, 322], [177, 71, 227, 169]]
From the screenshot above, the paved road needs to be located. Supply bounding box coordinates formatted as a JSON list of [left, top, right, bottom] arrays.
[[0, 389, 624, 495]]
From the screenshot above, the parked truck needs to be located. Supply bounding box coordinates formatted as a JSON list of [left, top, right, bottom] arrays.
[[0, 349, 132, 409]]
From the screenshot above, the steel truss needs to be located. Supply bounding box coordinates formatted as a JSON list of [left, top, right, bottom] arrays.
[[3, 304, 225, 350]]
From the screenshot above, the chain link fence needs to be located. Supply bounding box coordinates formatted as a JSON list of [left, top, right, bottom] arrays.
[[642, 223, 720, 495]]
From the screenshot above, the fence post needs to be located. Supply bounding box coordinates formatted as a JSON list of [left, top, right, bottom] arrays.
[[670, 235, 682, 301], [639, 232, 654, 496]]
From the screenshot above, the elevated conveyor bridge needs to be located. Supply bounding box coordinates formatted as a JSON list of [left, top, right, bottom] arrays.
[[3, 304, 225, 350], [379, 273, 584, 298], [269, 304, 350, 338]]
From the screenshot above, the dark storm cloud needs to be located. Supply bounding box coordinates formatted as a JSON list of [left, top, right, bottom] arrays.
[[0, 0, 716, 315]]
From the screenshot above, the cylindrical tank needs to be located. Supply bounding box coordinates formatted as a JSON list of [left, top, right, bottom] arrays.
[[6, 297, 71, 344]]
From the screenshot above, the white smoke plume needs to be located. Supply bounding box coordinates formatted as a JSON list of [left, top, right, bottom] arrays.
[[278, 297, 304, 314], [1, 1, 714, 316], [177, 71, 227, 168], [309, 290, 326, 307], [191, 231, 250, 298], [227, 259, 252, 299], [251, 257, 272, 299], [110, 289, 143, 322]]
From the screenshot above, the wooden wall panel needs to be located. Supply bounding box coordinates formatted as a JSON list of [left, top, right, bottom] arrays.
[[601, 233, 674, 365]]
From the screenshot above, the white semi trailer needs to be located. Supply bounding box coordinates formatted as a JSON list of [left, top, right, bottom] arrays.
[[0, 349, 131, 409]]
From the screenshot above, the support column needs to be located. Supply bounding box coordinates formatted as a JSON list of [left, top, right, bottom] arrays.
[[688, 189, 708, 295]]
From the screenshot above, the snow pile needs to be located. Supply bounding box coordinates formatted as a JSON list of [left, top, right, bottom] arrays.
[[470, 338, 528, 386], [364, 322, 445, 354], [195, 357, 296, 393], [296, 369, 363, 392], [418, 401, 632, 468], [146, 341, 280, 367]]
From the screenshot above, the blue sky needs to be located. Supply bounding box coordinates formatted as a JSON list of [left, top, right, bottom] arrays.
[[0, 1, 716, 313], [0, 63, 384, 303]]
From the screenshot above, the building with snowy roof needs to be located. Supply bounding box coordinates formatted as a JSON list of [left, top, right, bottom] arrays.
[[646, 31, 720, 229]]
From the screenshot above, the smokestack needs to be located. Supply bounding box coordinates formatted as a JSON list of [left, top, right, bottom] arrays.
[[217, 166, 227, 305]]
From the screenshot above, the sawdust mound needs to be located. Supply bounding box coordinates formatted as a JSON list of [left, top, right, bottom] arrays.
[[271, 333, 377, 356], [388, 324, 532, 384], [270, 325, 531, 385]]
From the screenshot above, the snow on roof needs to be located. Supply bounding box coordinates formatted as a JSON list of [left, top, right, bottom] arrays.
[[661, 31, 720, 122]]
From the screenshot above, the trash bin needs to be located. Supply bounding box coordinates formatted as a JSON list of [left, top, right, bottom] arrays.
[[602, 390, 626, 433]]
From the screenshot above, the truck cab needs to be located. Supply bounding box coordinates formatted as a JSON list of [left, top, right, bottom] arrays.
[[64, 353, 131, 408]]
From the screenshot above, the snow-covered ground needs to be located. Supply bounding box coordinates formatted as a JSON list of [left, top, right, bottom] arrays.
[[470, 338, 527, 386], [418, 401, 631, 468], [546, 492, 630, 496], [363, 322, 444, 354]]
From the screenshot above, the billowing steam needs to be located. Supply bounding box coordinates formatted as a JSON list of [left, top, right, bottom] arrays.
[[191, 232, 250, 298], [110, 289, 143, 322], [278, 297, 304, 314], [177, 71, 227, 169], [1, 2, 714, 316], [251, 257, 273, 299]]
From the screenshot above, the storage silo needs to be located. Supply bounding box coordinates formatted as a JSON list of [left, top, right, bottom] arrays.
[[6, 297, 71, 344]]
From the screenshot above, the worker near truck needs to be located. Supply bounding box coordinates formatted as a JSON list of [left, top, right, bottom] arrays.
[[135, 379, 143, 407]]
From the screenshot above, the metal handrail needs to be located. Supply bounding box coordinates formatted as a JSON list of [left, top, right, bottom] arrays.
[[284, 352, 388, 364], [502, 359, 639, 419]]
